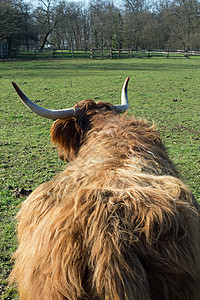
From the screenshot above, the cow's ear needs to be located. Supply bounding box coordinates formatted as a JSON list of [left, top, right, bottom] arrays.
[[50, 118, 82, 162]]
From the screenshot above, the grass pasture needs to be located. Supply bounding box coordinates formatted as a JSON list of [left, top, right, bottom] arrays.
[[0, 57, 200, 299]]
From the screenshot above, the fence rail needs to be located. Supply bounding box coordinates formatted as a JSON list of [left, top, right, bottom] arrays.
[[2, 48, 200, 60], [91, 49, 200, 59]]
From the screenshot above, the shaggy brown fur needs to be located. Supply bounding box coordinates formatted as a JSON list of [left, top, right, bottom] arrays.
[[10, 100, 200, 300]]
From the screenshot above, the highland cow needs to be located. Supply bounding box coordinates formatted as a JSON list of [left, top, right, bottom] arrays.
[[10, 78, 200, 300]]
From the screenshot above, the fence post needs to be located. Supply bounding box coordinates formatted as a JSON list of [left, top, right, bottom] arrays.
[[167, 49, 169, 58], [34, 49, 36, 59], [110, 48, 113, 59], [185, 49, 189, 58], [90, 48, 94, 59], [118, 47, 120, 59], [147, 50, 151, 58]]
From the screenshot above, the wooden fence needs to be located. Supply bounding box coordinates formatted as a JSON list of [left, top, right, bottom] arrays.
[[2, 48, 200, 60], [90, 49, 200, 59]]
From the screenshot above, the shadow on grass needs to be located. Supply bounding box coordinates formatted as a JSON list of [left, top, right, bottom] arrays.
[[4, 59, 198, 81]]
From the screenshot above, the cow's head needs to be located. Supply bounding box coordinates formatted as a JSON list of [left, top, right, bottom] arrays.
[[12, 78, 129, 161]]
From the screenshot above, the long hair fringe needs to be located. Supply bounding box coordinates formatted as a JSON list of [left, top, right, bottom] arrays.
[[10, 102, 200, 300]]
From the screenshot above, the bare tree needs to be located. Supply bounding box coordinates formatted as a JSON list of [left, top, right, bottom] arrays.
[[49, 2, 90, 51], [35, 0, 64, 50], [122, 0, 148, 49], [123, 0, 146, 12], [166, 0, 200, 49], [89, 0, 122, 50]]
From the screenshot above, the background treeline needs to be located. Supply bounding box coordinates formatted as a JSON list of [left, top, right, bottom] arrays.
[[0, 0, 200, 57]]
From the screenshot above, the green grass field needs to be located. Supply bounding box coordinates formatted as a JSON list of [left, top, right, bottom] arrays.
[[0, 57, 200, 299]]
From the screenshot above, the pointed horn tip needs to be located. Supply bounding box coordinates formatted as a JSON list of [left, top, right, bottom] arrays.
[[12, 81, 17, 88], [12, 82, 21, 94], [125, 76, 130, 86]]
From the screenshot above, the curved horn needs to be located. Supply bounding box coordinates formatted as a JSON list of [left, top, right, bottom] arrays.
[[12, 82, 77, 120], [113, 76, 129, 113], [12, 77, 129, 119]]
